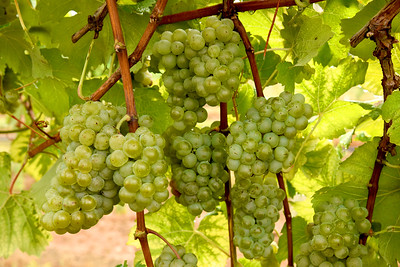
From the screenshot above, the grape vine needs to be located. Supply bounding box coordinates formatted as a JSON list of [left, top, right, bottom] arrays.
[[1, 0, 400, 266]]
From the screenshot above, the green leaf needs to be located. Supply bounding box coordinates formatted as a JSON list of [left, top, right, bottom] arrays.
[[0, 152, 11, 193], [292, 16, 334, 66], [276, 62, 299, 93], [277, 217, 309, 262], [0, 22, 32, 76], [339, 138, 380, 182], [135, 86, 172, 135], [381, 92, 400, 145], [30, 47, 53, 79], [243, 35, 281, 86], [0, 153, 50, 258], [341, 0, 388, 60], [128, 198, 229, 266], [227, 83, 255, 121], [312, 100, 369, 139], [25, 78, 70, 123], [298, 57, 368, 113], [382, 91, 400, 122], [321, 0, 359, 64], [0, 193, 50, 258], [30, 157, 61, 209]]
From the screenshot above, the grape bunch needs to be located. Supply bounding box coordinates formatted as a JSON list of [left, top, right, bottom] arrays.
[[152, 16, 245, 132], [170, 129, 229, 216], [296, 196, 371, 267], [226, 91, 313, 176], [40, 101, 126, 234], [155, 244, 198, 267], [0, 0, 17, 25], [232, 176, 285, 259], [111, 115, 170, 213]]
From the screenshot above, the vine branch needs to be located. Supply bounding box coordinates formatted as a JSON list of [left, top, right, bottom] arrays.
[[71, 2, 109, 43], [350, 0, 400, 245], [90, 0, 169, 101], [231, 15, 263, 97], [277, 172, 293, 267]]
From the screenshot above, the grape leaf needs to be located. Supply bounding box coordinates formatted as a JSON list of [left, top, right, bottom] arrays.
[[290, 16, 334, 66], [276, 62, 299, 93], [277, 217, 309, 262], [243, 35, 281, 86], [312, 100, 369, 139], [314, 146, 400, 265], [0, 22, 32, 76], [339, 138, 380, 182], [30, 47, 53, 79], [128, 198, 229, 267], [297, 57, 368, 113], [320, 0, 359, 65], [0, 152, 50, 258], [381, 91, 400, 145], [25, 78, 70, 123], [135, 86, 172, 135], [382, 91, 400, 121], [30, 157, 61, 209], [227, 83, 255, 121]]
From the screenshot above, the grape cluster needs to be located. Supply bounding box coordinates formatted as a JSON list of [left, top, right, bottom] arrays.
[[170, 129, 229, 216], [155, 244, 198, 267], [153, 16, 245, 132], [111, 115, 170, 213], [232, 176, 285, 259], [40, 101, 126, 234], [0, 0, 16, 25], [296, 196, 371, 267], [226, 91, 313, 176]]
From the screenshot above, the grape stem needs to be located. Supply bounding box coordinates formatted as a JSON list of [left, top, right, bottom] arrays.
[[350, 0, 400, 245], [9, 155, 29, 194], [77, 39, 96, 101], [231, 15, 264, 98], [71, 2, 109, 43], [105, 0, 153, 266], [276, 172, 293, 267], [90, 0, 169, 101], [28, 132, 61, 158], [147, 228, 182, 259], [263, 0, 281, 58]]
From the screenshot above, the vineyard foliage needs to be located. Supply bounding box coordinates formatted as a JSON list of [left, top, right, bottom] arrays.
[[0, 0, 400, 266]]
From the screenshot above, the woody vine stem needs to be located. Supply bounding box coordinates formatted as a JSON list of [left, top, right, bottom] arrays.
[[28, 0, 400, 266]]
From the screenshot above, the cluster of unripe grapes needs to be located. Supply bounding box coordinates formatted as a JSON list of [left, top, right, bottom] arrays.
[[227, 91, 313, 176], [232, 176, 285, 259], [155, 244, 198, 267], [296, 197, 371, 267], [0, 0, 16, 25], [41, 101, 127, 234], [153, 15, 244, 132], [112, 115, 170, 213], [169, 129, 229, 216], [41, 101, 169, 233]]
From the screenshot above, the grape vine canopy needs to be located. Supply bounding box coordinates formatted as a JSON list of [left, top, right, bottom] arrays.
[[0, 0, 399, 266]]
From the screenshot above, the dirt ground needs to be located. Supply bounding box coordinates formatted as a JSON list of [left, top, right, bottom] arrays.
[[1, 208, 139, 267]]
